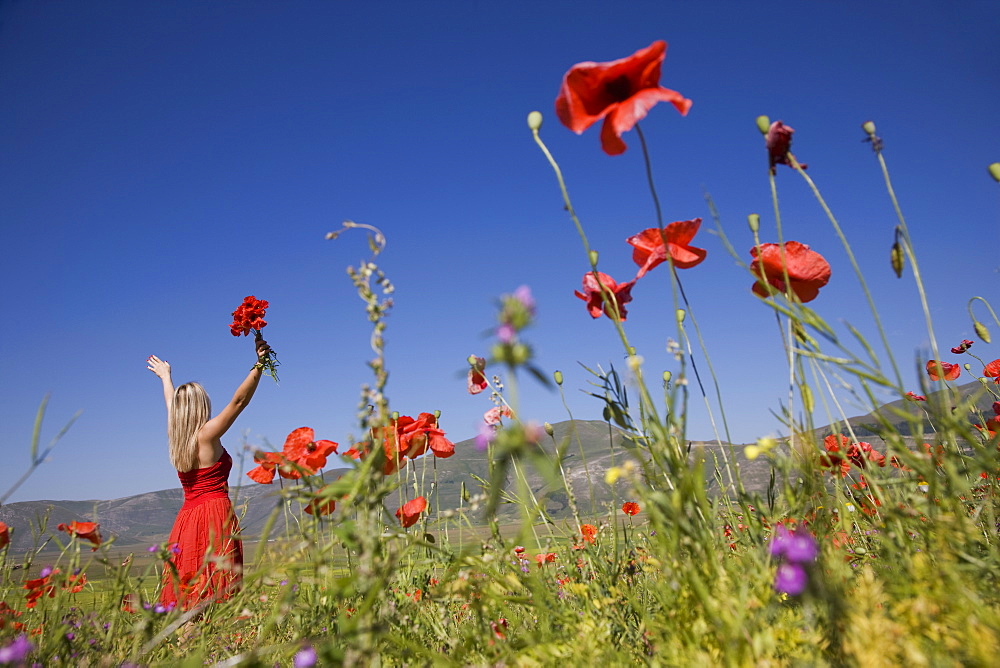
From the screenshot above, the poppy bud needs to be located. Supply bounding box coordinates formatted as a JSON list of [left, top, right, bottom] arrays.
[[990, 163, 1000, 183], [544, 422, 554, 437], [964, 363, 972, 371], [467, 354, 479, 366], [602, 406, 612, 422], [676, 309, 686, 324], [756, 115, 771, 135], [527, 111, 543, 131], [890, 241, 904, 278], [663, 370, 672, 384], [975, 321, 991, 343], [588, 250, 599, 266], [862, 121, 877, 136], [747, 214, 760, 233], [434, 410, 441, 419], [553, 370, 563, 385]]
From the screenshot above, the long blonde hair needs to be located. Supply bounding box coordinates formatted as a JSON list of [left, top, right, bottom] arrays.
[[168, 382, 211, 472]]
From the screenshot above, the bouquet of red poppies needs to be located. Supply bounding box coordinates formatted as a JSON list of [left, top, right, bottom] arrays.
[[230, 295, 280, 382]]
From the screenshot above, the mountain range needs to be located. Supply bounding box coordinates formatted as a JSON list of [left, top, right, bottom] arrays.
[[1, 380, 992, 552]]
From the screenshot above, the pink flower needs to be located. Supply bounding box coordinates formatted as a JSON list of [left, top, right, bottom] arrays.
[[467, 356, 488, 395], [483, 406, 513, 426]]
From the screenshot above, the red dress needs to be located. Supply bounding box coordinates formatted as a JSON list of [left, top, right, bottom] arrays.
[[160, 449, 243, 610]]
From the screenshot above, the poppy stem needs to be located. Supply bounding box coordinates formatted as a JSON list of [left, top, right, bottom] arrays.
[[635, 124, 663, 228], [792, 159, 905, 391], [870, 149, 942, 373]]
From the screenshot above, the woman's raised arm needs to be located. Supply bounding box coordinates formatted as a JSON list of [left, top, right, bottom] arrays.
[[146, 355, 174, 416], [200, 338, 271, 442]]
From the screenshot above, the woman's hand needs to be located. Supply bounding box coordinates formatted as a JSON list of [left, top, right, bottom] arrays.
[[147, 355, 172, 380], [255, 338, 272, 362]]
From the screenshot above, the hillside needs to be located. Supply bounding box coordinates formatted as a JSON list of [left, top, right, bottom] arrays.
[[1, 379, 992, 552]]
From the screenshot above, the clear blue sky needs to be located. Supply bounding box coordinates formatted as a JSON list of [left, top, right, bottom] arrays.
[[1, 1, 997, 503]]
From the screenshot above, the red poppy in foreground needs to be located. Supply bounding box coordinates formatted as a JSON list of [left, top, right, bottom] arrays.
[[926, 360, 961, 382], [395, 496, 428, 528], [0, 522, 8, 550], [627, 219, 707, 278], [57, 521, 102, 550], [575, 271, 636, 321], [246, 450, 284, 484], [621, 501, 641, 516], [467, 356, 488, 395], [750, 241, 831, 303], [281, 427, 339, 478], [984, 359, 1000, 383], [765, 121, 807, 174], [555, 40, 692, 156]]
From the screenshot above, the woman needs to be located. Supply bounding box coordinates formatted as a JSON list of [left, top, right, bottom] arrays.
[[146, 336, 270, 611]]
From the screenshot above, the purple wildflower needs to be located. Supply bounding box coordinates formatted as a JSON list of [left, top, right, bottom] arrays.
[[496, 323, 516, 343], [474, 423, 496, 451], [513, 285, 535, 314], [774, 562, 808, 595], [769, 525, 817, 563], [0, 635, 34, 664], [293, 645, 318, 668]]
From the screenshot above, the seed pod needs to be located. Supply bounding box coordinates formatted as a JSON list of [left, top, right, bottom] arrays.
[[890, 241, 904, 278], [527, 111, 543, 131], [975, 321, 991, 344], [747, 213, 760, 233], [756, 115, 771, 135]]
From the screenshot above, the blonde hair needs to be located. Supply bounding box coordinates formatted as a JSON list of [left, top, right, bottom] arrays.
[[168, 382, 211, 472]]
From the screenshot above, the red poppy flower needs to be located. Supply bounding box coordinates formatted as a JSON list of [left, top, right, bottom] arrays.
[[765, 121, 807, 174], [57, 521, 102, 550], [575, 271, 636, 321], [280, 427, 338, 478], [905, 391, 927, 402], [246, 450, 284, 484], [984, 359, 1000, 383], [926, 360, 961, 382], [750, 241, 831, 303], [395, 496, 428, 528], [621, 501, 640, 516], [820, 435, 852, 477], [951, 339, 974, 354], [63, 572, 87, 594], [23, 569, 59, 608], [230, 296, 269, 337], [555, 40, 692, 156], [468, 356, 488, 395], [534, 552, 557, 566], [304, 485, 338, 516], [0, 522, 8, 550], [626, 220, 707, 278], [580, 524, 598, 544]]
